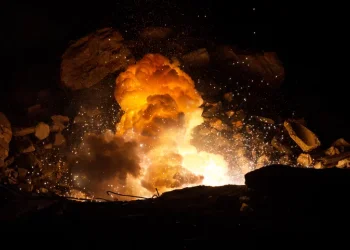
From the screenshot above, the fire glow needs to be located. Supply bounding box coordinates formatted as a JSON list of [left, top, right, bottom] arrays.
[[70, 53, 251, 199], [115, 54, 232, 194]]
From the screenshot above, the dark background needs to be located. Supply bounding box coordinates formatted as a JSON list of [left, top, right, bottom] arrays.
[[1, 1, 347, 145]]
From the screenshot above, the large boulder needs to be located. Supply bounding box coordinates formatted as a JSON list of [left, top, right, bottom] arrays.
[[0, 112, 12, 167], [61, 28, 134, 90], [213, 46, 285, 88], [240, 52, 285, 88]]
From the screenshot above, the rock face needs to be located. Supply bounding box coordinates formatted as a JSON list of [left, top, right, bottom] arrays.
[[61, 28, 134, 90], [0, 113, 12, 167]]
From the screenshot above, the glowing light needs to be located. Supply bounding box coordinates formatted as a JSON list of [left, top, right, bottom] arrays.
[[115, 54, 232, 194]]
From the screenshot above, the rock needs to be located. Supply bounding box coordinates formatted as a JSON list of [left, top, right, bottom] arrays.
[[209, 118, 228, 131], [18, 183, 33, 192], [44, 143, 53, 149], [5, 168, 18, 184], [15, 153, 41, 170], [284, 120, 321, 152], [182, 48, 210, 67], [51, 115, 69, 124], [223, 92, 233, 102], [225, 110, 235, 118], [197, 127, 211, 136], [61, 28, 134, 90], [0, 112, 12, 167], [256, 155, 270, 169], [297, 153, 313, 167], [27, 104, 48, 119], [15, 137, 35, 153], [240, 52, 285, 88], [39, 188, 48, 193], [279, 155, 293, 165], [314, 161, 324, 169], [202, 102, 222, 118], [325, 146, 340, 156], [53, 133, 66, 146], [332, 138, 350, 152], [3, 156, 14, 168], [140, 27, 173, 40], [13, 127, 35, 137], [18, 168, 28, 179], [231, 110, 246, 122], [213, 45, 240, 62], [271, 136, 292, 155], [232, 121, 243, 129], [240, 203, 250, 212], [336, 158, 350, 169], [50, 116, 69, 132], [35, 122, 50, 140], [254, 116, 275, 124]]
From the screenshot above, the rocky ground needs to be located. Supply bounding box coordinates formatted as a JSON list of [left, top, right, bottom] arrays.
[[1, 26, 350, 199], [2, 165, 350, 246]]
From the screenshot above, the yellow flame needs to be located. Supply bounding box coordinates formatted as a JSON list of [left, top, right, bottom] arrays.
[[115, 54, 232, 194]]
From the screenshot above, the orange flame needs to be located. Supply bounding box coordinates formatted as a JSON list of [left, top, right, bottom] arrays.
[[115, 54, 232, 194]]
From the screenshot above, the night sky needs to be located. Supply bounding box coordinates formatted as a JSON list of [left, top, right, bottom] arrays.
[[1, 1, 347, 144]]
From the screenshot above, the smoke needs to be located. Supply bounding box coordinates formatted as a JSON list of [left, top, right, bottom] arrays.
[[68, 53, 232, 199], [69, 131, 141, 197], [115, 54, 230, 193]]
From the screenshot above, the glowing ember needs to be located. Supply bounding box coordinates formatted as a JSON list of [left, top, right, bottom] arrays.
[[115, 54, 232, 194]]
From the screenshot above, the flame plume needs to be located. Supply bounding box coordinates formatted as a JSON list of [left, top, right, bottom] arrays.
[[115, 54, 231, 194]]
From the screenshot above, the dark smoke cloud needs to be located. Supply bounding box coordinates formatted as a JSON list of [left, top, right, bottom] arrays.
[[69, 132, 141, 196]]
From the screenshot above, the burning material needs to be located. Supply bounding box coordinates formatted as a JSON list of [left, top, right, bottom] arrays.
[[114, 54, 231, 194]]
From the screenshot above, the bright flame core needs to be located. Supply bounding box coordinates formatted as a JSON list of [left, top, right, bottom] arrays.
[[115, 54, 232, 194]]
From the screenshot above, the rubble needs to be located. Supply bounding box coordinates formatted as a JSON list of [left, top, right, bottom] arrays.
[[53, 133, 66, 146], [332, 138, 350, 151], [271, 136, 292, 155], [44, 143, 53, 149], [279, 155, 293, 165], [284, 120, 321, 152], [336, 158, 350, 168], [202, 102, 222, 118], [0, 112, 12, 167], [314, 161, 324, 169], [256, 155, 270, 169], [240, 52, 285, 88], [223, 92, 233, 102], [182, 48, 210, 67], [18, 183, 33, 192], [27, 104, 48, 119], [140, 27, 173, 40], [14, 137, 35, 153], [13, 127, 35, 137], [18, 168, 28, 179], [319, 151, 350, 167], [325, 146, 340, 156], [61, 28, 134, 90], [254, 116, 275, 124], [209, 118, 228, 131], [50, 115, 69, 132], [35, 122, 50, 140], [297, 153, 313, 167], [51, 115, 69, 124]]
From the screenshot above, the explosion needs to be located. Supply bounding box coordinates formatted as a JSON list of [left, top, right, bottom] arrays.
[[115, 54, 231, 194], [69, 54, 235, 198]]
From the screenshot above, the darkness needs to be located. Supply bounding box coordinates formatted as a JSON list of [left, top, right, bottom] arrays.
[[1, 1, 347, 145]]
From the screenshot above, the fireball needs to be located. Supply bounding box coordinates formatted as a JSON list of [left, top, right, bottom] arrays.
[[115, 54, 232, 194]]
